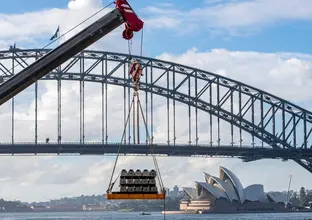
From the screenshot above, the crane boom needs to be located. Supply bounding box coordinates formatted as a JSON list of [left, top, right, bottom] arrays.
[[0, 0, 143, 106]]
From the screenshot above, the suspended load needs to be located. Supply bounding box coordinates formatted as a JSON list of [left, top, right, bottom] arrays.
[[106, 168, 165, 200]]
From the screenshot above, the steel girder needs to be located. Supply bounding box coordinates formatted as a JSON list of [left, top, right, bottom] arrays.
[[0, 142, 310, 159], [1, 49, 312, 173]]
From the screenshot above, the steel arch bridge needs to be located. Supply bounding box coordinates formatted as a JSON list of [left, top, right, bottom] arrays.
[[0, 48, 312, 173]]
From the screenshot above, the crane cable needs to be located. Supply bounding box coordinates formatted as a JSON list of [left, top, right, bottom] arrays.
[[128, 39, 133, 57], [137, 93, 166, 220], [139, 26, 166, 219], [139, 27, 166, 219], [107, 27, 165, 191], [138, 24, 166, 196], [107, 98, 134, 191], [140, 27, 144, 57], [107, 34, 133, 190], [107, 26, 166, 220], [137, 96, 164, 190]]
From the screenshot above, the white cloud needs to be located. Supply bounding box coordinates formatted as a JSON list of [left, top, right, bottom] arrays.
[[68, 0, 102, 10], [0, 0, 311, 203], [157, 48, 312, 102], [0, 0, 125, 51], [143, 0, 312, 35]]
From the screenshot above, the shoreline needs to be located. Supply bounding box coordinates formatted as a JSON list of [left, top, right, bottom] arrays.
[[162, 209, 312, 215], [1, 209, 312, 214]]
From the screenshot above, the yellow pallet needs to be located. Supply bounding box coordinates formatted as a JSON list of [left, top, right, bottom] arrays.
[[106, 192, 166, 200]]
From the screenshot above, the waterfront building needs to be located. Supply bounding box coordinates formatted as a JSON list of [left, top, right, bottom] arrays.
[[181, 166, 291, 213]]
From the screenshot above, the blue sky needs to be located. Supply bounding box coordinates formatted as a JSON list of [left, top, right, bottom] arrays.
[[0, 0, 194, 13], [140, 2, 312, 56], [1, 0, 68, 13], [0, 0, 312, 202], [2, 0, 312, 55]]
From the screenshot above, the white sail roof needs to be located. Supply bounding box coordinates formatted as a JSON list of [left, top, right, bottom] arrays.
[[219, 166, 245, 203], [182, 187, 197, 199], [204, 173, 239, 202], [244, 184, 266, 202], [195, 181, 228, 200]]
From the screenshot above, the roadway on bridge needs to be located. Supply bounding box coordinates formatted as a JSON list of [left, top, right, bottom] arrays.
[[0, 143, 311, 161]]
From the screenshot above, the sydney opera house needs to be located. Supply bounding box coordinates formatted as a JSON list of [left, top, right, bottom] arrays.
[[181, 166, 291, 213]]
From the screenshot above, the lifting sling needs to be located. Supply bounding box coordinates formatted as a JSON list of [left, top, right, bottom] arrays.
[[106, 88, 166, 199], [106, 9, 166, 218]]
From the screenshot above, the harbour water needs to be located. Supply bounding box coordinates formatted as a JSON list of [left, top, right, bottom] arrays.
[[0, 212, 312, 220]]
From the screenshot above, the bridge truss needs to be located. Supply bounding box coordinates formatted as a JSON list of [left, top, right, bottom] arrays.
[[0, 49, 312, 173]]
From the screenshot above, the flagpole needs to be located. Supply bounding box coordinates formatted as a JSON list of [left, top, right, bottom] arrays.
[[57, 25, 62, 145], [57, 26, 61, 72], [57, 26, 61, 47]]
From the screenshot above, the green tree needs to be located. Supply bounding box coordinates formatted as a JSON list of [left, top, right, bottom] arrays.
[[292, 191, 298, 199], [302, 191, 312, 206], [299, 187, 307, 206], [299, 187, 306, 198], [289, 191, 300, 206]]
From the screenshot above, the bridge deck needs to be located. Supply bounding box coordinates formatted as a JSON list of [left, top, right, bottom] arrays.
[[0, 143, 310, 161]]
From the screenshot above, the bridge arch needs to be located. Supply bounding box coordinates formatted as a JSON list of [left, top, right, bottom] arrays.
[[0, 49, 311, 172]]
